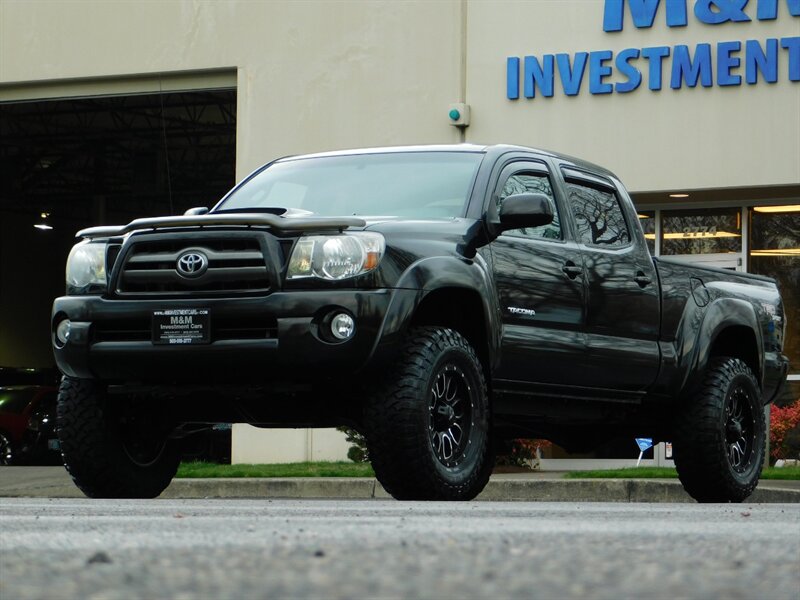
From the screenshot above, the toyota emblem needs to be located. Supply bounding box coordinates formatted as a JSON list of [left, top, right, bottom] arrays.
[[176, 251, 209, 278]]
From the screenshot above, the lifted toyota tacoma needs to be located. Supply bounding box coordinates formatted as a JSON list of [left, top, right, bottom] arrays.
[[52, 144, 789, 502]]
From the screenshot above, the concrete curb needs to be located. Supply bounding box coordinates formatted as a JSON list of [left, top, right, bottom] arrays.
[[159, 477, 800, 503], [2, 469, 798, 503], [160, 477, 381, 500]]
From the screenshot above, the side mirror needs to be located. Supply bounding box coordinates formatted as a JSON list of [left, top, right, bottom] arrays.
[[498, 193, 554, 232], [184, 207, 209, 216]]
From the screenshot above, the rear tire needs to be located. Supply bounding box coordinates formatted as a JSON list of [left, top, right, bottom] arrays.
[[673, 357, 765, 503], [364, 327, 493, 500], [57, 377, 181, 498]]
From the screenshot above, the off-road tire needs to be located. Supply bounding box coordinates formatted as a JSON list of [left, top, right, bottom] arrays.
[[673, 357, 765, 503], [364, 327, 493, 500], [57, 377, 181, 498]]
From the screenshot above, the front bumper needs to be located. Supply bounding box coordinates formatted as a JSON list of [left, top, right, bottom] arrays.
[[52, 289, 415, 383]]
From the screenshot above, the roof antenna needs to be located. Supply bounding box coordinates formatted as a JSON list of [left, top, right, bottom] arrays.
[[158, 78, 174, 215]]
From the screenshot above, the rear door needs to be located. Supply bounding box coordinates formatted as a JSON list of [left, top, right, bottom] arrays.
[[490, 160, 587, 387], [559, 167, 660, 392]]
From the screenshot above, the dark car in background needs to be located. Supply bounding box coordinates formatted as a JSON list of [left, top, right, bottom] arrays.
[[0, 367, 61, 465]]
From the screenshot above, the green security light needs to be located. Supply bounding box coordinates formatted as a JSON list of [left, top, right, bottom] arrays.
[[447, 103, 469, 127]]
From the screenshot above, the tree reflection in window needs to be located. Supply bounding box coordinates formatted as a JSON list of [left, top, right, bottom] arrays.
[[750, 209, 800, 378], [661, 208, 741, 255], [567, 182, 630, 247], [498, 173, 561, 240]]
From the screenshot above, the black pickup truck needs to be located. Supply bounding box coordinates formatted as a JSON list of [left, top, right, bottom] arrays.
[[51, 144, 789, 502]]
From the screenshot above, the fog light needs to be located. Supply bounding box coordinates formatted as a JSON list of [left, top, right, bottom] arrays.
[[56, 319, 71, 345], [330, 313, 355, 340]]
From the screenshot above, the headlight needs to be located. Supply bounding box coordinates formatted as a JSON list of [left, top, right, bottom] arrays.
[[287, 232, 385, 280], [66, 240, 107, 293]]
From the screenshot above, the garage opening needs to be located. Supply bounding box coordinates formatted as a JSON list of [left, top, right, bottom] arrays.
[[0, 88, 237, 368]]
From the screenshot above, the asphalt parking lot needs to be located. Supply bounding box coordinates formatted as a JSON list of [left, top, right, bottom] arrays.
[[1, 498, 798, 599]]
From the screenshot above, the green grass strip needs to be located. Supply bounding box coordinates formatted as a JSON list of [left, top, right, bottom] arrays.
[[176, 461, 800, 480], [563, 467, 679, 479], [761, 466, 800, 480], [564, 466, 800, 480], [176, 461, 375, 479]]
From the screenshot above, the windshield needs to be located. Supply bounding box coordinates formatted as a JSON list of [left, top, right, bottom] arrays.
[[216, 151, 483, 218]]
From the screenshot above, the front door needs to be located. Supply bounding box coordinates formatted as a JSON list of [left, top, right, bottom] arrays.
[[490, 162, 586, 387]]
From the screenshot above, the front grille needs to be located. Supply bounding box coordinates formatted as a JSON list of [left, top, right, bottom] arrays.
[[92, 316, 278, 343], [116, 237, 271, 295]]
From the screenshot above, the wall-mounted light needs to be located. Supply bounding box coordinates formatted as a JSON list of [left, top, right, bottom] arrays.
[[751, 248, 800, 256], [669, 193, 690, 198], [645, 231, 740, 240], [753, 205, 800, 213], [34, 212, 53, 231]]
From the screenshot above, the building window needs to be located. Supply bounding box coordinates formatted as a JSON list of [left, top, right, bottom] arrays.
[[638, 210, 656, 255], [660, 207, 742, 256], [750, 206, 800, 376]]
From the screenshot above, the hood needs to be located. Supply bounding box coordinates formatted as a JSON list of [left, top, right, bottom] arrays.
[[76, 213, 366, 239]]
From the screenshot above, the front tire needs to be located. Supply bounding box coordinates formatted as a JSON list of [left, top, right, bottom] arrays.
[[673, 357, 766, 503], [57, 377, 181, 498], [364, 327, 494, 500]]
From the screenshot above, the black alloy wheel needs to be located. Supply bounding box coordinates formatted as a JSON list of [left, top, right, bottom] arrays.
[[429, 364, 473, 468], [120, 410, 170, 468], [725, 383, 756, 474]]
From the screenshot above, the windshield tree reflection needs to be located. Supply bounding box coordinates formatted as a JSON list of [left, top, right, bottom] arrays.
[[218, 152, 483, 219]]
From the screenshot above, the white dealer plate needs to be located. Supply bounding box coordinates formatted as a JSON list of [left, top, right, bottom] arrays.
[[152, 309, 210, 345]]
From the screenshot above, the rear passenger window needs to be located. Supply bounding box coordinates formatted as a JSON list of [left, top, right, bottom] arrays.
[[498, 173, 561, 241], [566, 181, 630, 247]]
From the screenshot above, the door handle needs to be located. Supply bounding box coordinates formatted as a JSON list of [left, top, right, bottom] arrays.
[[634, 271, 652, 288], [562, 261, 582, 279]]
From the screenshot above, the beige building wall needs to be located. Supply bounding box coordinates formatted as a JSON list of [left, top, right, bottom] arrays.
[[232, 425, 351, 464], [465, 0, 800, 192], [0, 0, 465, 179], [2, 0, 797, 189]]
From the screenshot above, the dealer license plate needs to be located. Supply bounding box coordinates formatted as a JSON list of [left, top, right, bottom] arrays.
[[152, 309, 210, 345]]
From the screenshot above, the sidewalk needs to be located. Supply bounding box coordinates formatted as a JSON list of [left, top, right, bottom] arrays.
[[2, 466, 799, 503]]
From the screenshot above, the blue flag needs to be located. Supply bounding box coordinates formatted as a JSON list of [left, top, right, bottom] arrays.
[[635, 438, 653, 452]]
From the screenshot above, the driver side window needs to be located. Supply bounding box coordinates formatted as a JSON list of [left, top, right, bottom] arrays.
[[498, 172, 561, 241]]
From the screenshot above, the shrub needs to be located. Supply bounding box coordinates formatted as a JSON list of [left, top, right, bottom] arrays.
[[338, 427, 369, 463], [496, 438, 552, 468], [770, 399, 800, 462]]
